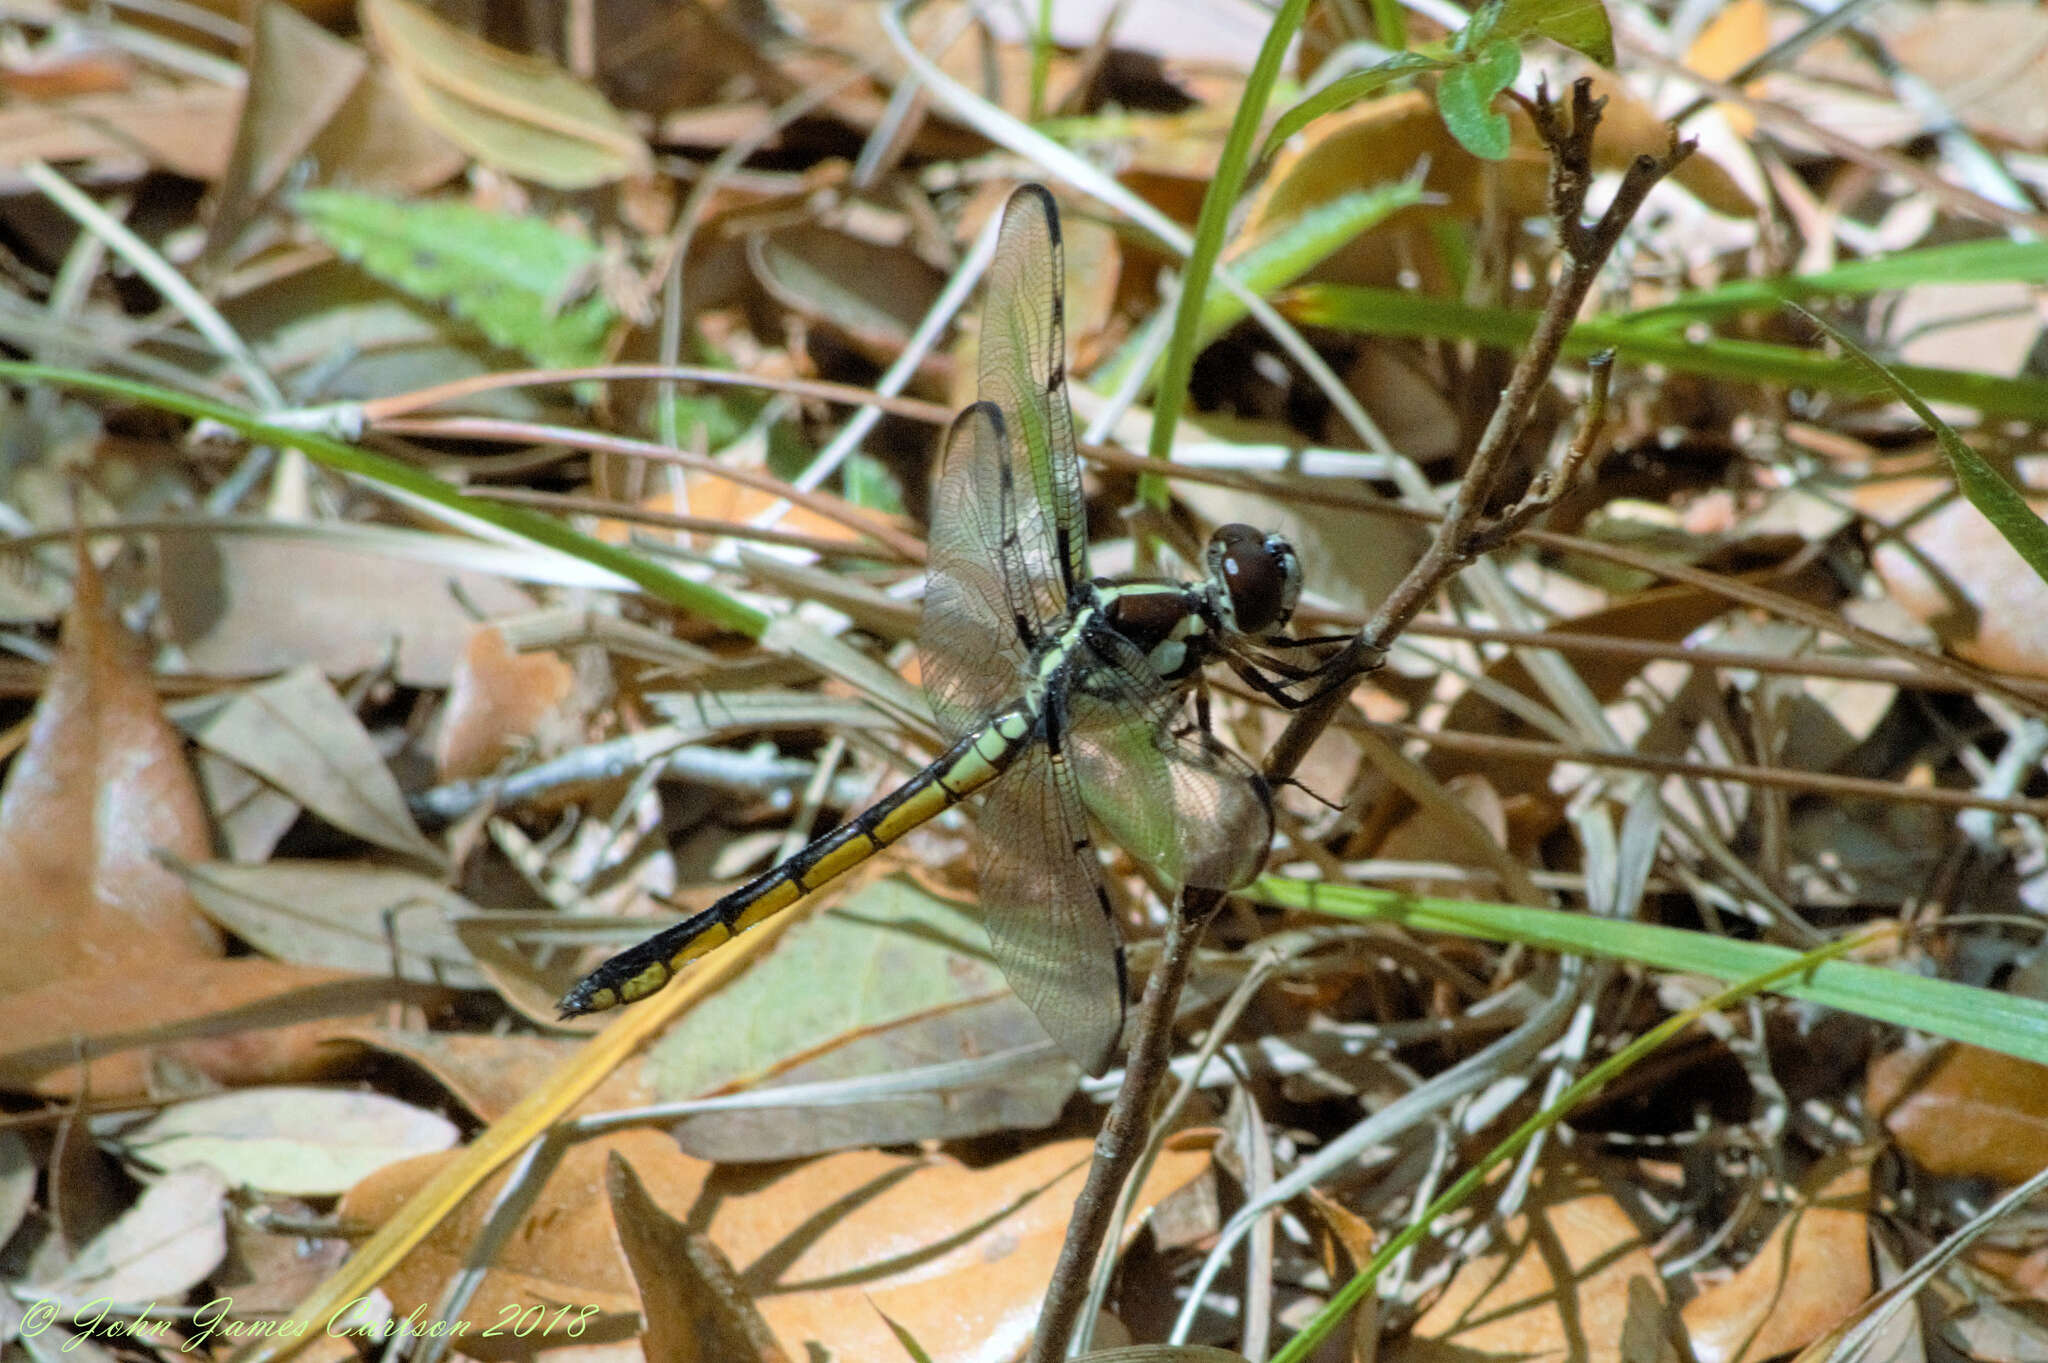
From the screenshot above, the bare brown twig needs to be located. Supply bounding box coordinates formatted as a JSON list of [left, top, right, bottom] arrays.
[[1026, 78, 1695, 1362]]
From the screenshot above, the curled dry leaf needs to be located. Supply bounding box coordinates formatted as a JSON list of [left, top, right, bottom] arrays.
[[361, 0, 650, 190], [0, 552, 218, 999], [1680, 1149, 1875, 1363], [1868, 1042, 2048, 1182], [27, 1165, 230, 1306], [435, 624, 576, 782]]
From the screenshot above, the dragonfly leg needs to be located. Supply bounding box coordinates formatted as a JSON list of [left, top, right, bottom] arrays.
[[1261, 631, 1355, 649], [1224, 655, 1314, 709], [1275, 772, 1346, 812]]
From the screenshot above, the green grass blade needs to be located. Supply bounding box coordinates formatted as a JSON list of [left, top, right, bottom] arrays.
[[1285, 284, 2048, 420], [0, 361, 771, 637], [1142, 0, 1313, 507], [1093, 183, 1424, 398], [1252, 877, 2048, 1064], [1798, 307, 2048, 583], [1268, 930, 1869, 1363], [1624, 239, 2048, 326]]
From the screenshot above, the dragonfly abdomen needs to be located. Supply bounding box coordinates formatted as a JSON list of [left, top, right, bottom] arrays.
[[556, 703, 1037, 1017]]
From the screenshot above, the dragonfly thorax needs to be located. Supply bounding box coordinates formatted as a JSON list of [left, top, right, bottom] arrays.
[[1094, 581, 1214, 684]]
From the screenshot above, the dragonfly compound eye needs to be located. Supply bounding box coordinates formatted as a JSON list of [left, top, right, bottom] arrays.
[[1207, 523, 1302, 635]]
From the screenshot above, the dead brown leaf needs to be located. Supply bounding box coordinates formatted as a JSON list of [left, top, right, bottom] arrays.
[[326, 1026, 650, 1123], [1390, 1163, 1676, 1363], [0, 553, 219, 999], [0, 82, 240, 179], [0, 959, 440, 1099], [1854, 477, 2048, 679], [205, 1, 465, 265], [340, 1130, 669, 1339], [1882, 0, 2048, 149], [159, 531, 539, 687], [25, 1164, 229, 1305], [1869, 1042, 2048, 1182], [1680, 1149, 1875, 1363], [1244, 84, 1751, 300], [434, 625, 576, 781], [0, 35, 134, 99], [361, 0, 649, 189], [345, 1127, 1213, 1360], [607, 1156, 790, 1363]]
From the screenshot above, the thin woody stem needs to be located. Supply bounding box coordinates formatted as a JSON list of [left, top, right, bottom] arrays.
[[1026, 896, 1220, 1362], [1029, 77, 1695, 1360]]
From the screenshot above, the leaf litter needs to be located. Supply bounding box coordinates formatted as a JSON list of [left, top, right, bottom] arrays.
[[1, 0, 2047, 1360]]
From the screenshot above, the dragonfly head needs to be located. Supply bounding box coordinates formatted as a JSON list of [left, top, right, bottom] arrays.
[[1205, 523, 1302, 637]]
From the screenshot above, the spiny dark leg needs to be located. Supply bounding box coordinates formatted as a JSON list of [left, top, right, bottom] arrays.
[[1227, 655, 1320, 710], [1262, 632, 1354, 649]]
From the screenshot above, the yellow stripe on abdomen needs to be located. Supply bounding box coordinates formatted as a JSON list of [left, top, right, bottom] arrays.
[[556, 705, 1037, 1018]]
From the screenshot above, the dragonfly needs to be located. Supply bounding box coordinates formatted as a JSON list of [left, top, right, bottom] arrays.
[[559, 185, 1324, 1074]]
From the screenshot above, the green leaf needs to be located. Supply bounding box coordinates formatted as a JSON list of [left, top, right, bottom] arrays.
[[841, 450, 906, 515], [1435, 38, 1521, 160], [1452, 0, 1505, 52], [1798, 307, 2048, 585], [1260, 53, 1449, 158], [1496, 0, 1615, 65], [295, 188, 617, 369]]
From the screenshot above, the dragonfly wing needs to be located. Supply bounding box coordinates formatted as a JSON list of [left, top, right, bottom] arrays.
[[1067, 635, 1276, 894], [976, 721, 1125, 1075], [922, 402, 1039, 740], [923, 186, 1088, 739]]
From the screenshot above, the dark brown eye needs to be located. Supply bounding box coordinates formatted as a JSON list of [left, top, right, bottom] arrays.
[[1206, 523, 1301, 635]]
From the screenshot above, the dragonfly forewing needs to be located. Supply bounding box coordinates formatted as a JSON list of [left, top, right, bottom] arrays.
[[975, 183, 1089, 624], [923, 402, 1046, 742]]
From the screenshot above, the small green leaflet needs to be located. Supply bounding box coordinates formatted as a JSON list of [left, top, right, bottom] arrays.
[[295, 188, 616, 369], [1436, 37, 1522, 160]]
